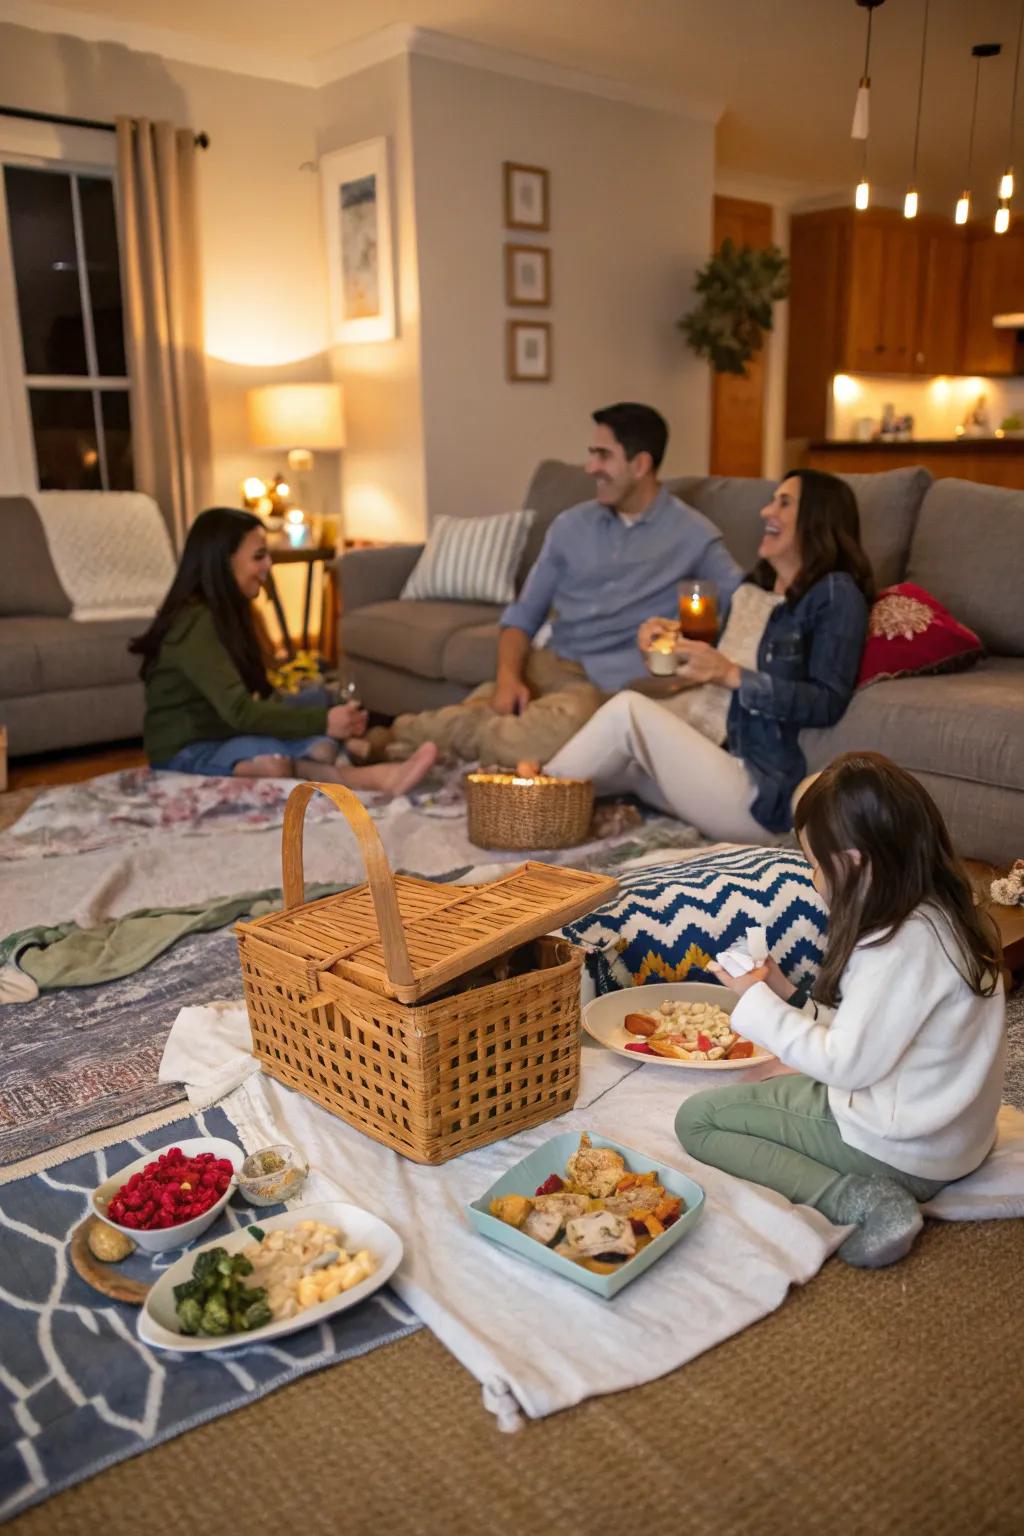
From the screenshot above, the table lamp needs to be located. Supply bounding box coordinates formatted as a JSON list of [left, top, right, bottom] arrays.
[[246, 383, 346, 543]]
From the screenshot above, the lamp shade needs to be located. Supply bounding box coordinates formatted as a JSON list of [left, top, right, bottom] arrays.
[[246, 384, 345, 451]]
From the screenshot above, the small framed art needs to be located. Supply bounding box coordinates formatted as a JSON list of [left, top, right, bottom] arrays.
[[504, 162, 550, 231], [505, 243, 551, 307], [507, 320, 552, 382], [321, 137, 396, 344]]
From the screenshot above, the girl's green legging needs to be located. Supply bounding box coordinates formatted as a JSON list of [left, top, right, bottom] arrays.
[[675, 1074, 948, 1222]]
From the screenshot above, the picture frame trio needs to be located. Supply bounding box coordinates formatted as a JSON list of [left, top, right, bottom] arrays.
[[503, 161, 551, 383]]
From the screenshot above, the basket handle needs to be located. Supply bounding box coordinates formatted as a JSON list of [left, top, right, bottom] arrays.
[[281, 781, 414, 989]]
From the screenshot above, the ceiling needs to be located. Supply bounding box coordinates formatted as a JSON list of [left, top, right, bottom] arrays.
[[17, 0, 1024, 211]]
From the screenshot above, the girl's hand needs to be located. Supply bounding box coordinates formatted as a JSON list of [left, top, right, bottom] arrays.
[[676, 640, 740, 688], [638, 616, 679, 653], [327, 702, 368, 739], [709, 961, 771, 996], [761, 956, 798, 1001]]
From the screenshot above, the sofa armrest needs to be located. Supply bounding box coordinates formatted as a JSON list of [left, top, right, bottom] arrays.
[[337, 544, 423, 611]]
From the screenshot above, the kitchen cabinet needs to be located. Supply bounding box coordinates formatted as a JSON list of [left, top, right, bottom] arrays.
[[843, 214, 920, 372], [914, 222, 967, 374], [961, 232, 1024, 375]]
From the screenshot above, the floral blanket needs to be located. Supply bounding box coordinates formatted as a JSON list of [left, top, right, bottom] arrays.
[[0, 770, 334, 861]]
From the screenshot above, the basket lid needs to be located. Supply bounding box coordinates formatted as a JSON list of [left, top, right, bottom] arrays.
[[236, 782, 617, 1004]]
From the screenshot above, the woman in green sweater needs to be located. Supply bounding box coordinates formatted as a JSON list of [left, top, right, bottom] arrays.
[[130, 508, 436, 795]]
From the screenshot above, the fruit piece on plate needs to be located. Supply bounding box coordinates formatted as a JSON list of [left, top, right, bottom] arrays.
[[727, 1039, 755, 1060], [624, 1013, 657, 1036]]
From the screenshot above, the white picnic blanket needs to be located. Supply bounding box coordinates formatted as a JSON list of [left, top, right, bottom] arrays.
[[159, 1003, 1024, 1428]]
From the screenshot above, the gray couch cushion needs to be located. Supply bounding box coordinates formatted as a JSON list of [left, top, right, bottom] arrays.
[[342, 599, 503, 680], [835, 467, 930, 588], [668, 466, 930, 588], [906, 478, 1024, 655], [0, 497, 72, 617], [19, 616, 142, 692], [0, 620, 44, 698], [520, 460, 597, 581], [443, 622, 501, 686], [802, 658, 1024, 794]]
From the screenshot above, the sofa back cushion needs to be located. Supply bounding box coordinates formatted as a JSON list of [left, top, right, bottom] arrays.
[[520, 460, 596, 583], [0, 496, 72, 617], [906, 478, 1024, 655], [667, 466, 930, 589]]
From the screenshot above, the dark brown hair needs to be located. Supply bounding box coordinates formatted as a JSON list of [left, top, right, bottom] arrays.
[[592, 402, 669, 471], [130, 507, 271, 696], [752, 468, 875, 606], [794, 752, 1000, 1006]]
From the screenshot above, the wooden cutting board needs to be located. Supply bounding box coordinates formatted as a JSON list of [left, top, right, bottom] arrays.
[[69, 1217, 150, 1305]]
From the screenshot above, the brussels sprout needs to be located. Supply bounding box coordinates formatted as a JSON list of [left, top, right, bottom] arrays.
[[198, 1295, 231, 1336], [177, 1297, 203, 1335], [240, 1302, 273, 1331]]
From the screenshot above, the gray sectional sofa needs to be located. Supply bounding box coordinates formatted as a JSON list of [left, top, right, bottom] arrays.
[[0, 495, 156, 756], [339, 462, 1024, 863]]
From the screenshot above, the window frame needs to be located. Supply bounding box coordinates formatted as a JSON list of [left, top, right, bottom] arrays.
[[0, 119, 130, 495]]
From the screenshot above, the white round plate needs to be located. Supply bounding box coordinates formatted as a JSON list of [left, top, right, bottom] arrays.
[[583, 982, 774, 1070], [91, 1136, 244, 1254], [137, 1201, 403, 1352]]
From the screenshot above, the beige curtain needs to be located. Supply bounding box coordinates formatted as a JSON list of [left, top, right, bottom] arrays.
[[116, 118, 212, 551]]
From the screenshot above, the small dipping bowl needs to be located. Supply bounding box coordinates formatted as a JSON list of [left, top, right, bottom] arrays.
[[237, 1144, 309, 1207]]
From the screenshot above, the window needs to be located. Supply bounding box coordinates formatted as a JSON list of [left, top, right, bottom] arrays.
[[2, 163, 132, 491]]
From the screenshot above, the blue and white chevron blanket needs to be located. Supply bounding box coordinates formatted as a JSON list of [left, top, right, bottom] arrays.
[[562, 846, 829, 994]]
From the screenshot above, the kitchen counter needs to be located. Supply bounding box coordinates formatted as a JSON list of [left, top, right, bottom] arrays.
[[803, 439, 1024, 489]]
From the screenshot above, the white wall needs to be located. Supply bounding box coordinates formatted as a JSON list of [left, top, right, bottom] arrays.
[[316, 57, 427, 541], [408, 53, 714, 519]]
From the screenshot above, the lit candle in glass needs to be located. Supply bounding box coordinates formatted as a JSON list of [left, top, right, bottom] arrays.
[[677, 581, 719, 642]]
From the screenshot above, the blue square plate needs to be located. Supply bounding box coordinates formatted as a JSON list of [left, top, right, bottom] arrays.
[[467, 1131, 705, 1299]]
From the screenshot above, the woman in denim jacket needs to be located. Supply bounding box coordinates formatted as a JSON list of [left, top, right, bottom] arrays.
[[544, 470, 873, 843]]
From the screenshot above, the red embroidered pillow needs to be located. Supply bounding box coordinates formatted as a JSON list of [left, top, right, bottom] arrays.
[[857, 583, 984, 688]]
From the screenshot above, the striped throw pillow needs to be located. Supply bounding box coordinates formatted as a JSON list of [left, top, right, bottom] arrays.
[[400, 509, 535, 604]]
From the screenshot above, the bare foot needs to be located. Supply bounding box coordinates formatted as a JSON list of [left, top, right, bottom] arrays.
[[293, 741, 438, 799], [234, 754, 293, 778], [345, 725, 393, 765]]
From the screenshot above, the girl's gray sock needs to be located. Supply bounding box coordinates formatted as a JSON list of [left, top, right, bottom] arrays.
[[826, 1174, 923, 1269]]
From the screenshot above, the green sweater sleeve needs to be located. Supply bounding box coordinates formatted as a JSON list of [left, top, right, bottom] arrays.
[[166, 607, 329, 739]]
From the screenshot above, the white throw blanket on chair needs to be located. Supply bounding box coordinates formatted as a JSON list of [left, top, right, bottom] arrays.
[[34, 491, 176, 620]]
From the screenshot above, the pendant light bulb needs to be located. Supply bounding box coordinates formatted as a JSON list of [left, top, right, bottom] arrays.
[[955, 191, 971, 225], [995, 201, 1011, 233], [1000, 167, 1015, 200], [903, 186, 919, 219], [851, 80, 870, 139], [855, 177, 870, 211]]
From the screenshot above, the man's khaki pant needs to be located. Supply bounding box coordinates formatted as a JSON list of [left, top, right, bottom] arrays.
[[388, 650, 606, 767]]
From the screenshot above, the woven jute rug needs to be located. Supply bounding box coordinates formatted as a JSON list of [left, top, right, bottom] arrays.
[[11, 1216, 1023, 1536]]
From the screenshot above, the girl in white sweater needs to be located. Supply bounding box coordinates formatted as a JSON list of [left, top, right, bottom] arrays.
[[676, 752, 1006, 1268]]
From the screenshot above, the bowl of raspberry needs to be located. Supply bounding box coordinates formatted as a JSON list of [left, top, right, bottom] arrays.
[[91, 1138, 244, 1254]]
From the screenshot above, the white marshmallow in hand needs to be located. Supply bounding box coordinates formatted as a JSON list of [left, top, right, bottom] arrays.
[[714, 925, 770, 978]]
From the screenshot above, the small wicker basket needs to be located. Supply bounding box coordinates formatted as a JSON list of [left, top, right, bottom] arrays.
[[235, 783, 617, 1165], [465, 771, 594, 850]]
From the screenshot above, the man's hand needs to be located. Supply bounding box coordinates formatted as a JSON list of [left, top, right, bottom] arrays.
[[491, 676, 531, 716], [327, 702, 368, 739], [676, 639, 740, 688]]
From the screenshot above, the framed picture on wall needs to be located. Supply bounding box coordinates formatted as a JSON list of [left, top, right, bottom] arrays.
[[504, 162, 550, 231], [507, 320, 552, 382], [505, 243, 551, 307], [321, 137, 396, 343]]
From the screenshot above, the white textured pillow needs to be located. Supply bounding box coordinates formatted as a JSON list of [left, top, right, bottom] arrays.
[[401, 509, 535, 604]]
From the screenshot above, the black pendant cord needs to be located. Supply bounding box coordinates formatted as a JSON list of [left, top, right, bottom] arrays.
[[862, 5, 875, 81], [965, 58, 982, 189], [0, 104, 209, 148], [1008, 1, 1024, 168], [910, 0, 930, 184]]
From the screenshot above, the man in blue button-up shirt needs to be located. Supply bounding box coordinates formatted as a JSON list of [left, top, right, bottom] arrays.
[[383, 403, 743, 767]]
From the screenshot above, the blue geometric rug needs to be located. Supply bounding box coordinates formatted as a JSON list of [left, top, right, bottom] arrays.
[[0, 1104, 420, 1519]]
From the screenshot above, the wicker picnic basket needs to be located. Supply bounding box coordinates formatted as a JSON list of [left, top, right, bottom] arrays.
[[235, 782, 618, 1165], [465, 771, 594, 850]]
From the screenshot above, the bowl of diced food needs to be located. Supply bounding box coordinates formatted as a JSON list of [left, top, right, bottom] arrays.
[[91, 1137, 244, 1254], [137, 1204, 403, 1351], [583, 981, 773, 1068]]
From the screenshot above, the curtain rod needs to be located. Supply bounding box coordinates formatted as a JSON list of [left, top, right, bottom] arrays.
[[0, 105, 209, 148]]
